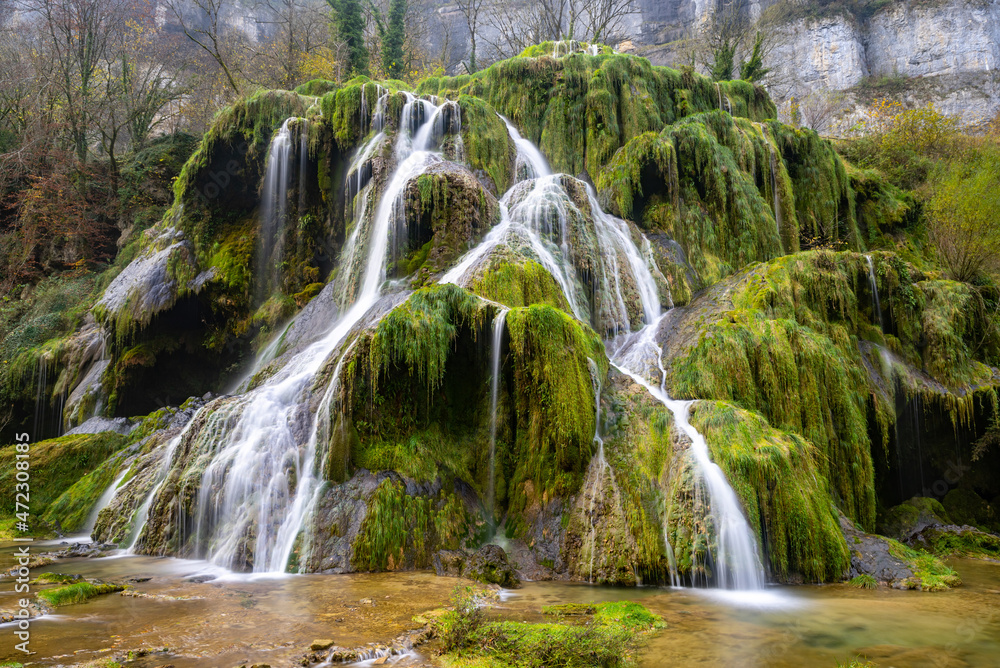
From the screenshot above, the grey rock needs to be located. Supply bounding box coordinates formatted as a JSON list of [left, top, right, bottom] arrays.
[[63, 416, 136, 436]]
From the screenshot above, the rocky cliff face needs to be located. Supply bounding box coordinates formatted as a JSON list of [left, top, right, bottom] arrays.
[[429, 0, 999, 126], [759, 0, 1000, 126]]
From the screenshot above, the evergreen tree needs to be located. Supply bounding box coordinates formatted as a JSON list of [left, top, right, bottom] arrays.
[[381, 0, 407, 80], [327, 0, 368, 76], [739, 32, 770, 83]]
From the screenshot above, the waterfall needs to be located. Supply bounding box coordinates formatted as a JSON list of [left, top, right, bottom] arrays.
[[611, 324, 766, 590], [298, 118, 309, 215], [582, 357, 623, 583], [127, 431, 186, 552], [33, 354, 48, 437], [486, 308, 508, 528], [767, 139, 783, 249], [84, 467, 132, 538], [499, 115, 551, 181], [865, 254, 884, 330], [145, 96, 452, 573], [442, 117, 766, 589], [257, 119, 294, 301]]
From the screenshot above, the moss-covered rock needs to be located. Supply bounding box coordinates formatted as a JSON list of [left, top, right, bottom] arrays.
[[691, 401, 850, 582], [663, 250, 1000, 531], [400, 163, 500, 284], [418, 47, 774, 179], [504, 305, 606, 540], [0, 432, 128, 534]]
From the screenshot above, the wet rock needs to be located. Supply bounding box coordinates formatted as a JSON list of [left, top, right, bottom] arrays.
[[185, 574, 216, 583], [94, 227, 197, 329], [465, 544, 520, 588], [881, 496, 1000, 560], [431, 549, 466, 578], [841, 515, 916, 587], [64, 416, 137, 436], [309, 639, 334, 651]]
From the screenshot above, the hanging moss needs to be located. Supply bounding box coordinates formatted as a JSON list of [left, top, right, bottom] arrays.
[[401, 165, 500, 283], [598, 112, 805, 291], [350, 477, 471, 571], [690, 401, 851, 582], [768, 121, 860, 249], [596, 374, 677, 585], [368, 284, 491, 394], [416, 49, 775, 179], [665, 250, 1000, 530], [0, 433, 128, 534], [456, 95, 515, 194], [504, 305, 606, 539], [469, 256, 572, 312], [334, 284, 496, 493]]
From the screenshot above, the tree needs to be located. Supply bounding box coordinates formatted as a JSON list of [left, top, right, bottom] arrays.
[[327, 0, 369, 76], [739, 31, 769, 82], [455, 0, 485, 73], [253, 0, 332, 89], [167, 0, 245, 94], [28, 0, 131, 165], [703, 2, 750, 82], [927, 149, 1000, 283], [380, 0, 406, 79]]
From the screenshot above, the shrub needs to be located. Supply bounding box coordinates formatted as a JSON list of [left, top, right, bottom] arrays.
[[926, 147, 1000, 282]]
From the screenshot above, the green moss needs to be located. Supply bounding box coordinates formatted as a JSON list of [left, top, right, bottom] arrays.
[[42, 452, 129, 533], [690, 401, 851, 582], [469, 258, 571, 312], [417, 50, 774, 179], [402, 169, 500, 284], [768, 122, 859, 249], [918, 525, 1000, 560], [350, 478, 470, 571], [37, 582, 125, 607], [369, 284, 491, 394], [457, 95, 515, 194], [667, 250, 1000, 533], [599, 113, 801, 291], [34, 572, 82, 584], [886, 538, 961, 590], [504, 306, 606, 539], [542, 603, 597, 616], [0, 433, 128, 533], [296, 79, 338, 96], [942, 488, 997, 531], [439, 597, 663, 668]]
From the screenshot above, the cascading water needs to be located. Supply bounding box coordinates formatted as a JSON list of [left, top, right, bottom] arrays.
[[582, 357, 621, 583], [298, 118, 309, 215], [611, 324, 766, 590], [500, 115, 551, 181], [128, 431, 185, 552], [767, 139, 784, 249], [128, 96, 455, 573], [84, 467, 132, 538], [33, 353, 48, 438], [486, 308, 508, 528], [443, 117, 767, 589], [865, 254, 884, 330], [257, 119, 294, 301]]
